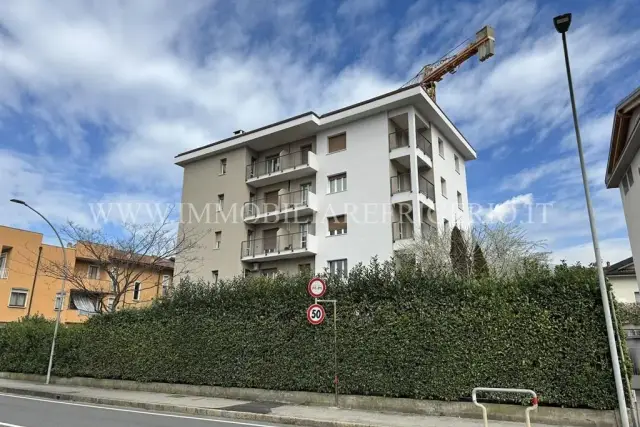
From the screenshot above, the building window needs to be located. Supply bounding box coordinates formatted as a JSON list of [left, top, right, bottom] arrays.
[[266, 154, 280, 173], [215, 231, 222, 249], [0, 251, 8, 279], [328, 173, 347, 193], [220, 158, 227, 175], [298, 263, 312, 274], [54, 292, 64, 311], [438, 138, 445, 158], [8, 289, 27, 308], [217, 194, 224, 211], [457, 191, 463, 210], [262, 268, 278, 278], [212, 270, 219, 284], [454, 154, 460, 173], [133, 282, 141, 301], [106, 296, 115, 311], [88, 265, 100, 280], [162, 274, 171, 296], [328, 133, 347, 153], [627, 167, 635, 187], [328, 215, 347, 235], [441, 177, 447, 198], [328, 259, 348, 276], [443, 219, 450, 234]]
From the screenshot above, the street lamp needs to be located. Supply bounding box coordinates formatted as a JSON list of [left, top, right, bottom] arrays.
[[10, 199, 67, 385], [553, 14, 630, 427]]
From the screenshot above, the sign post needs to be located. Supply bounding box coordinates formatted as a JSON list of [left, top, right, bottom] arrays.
[[306, 278, 338, 407]]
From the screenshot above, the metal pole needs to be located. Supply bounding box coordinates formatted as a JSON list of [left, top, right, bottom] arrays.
[[333, 301, 338, 407], [609, 290, 640, 427], [560, 31, 629, 426], [22, 203, 67, 385]]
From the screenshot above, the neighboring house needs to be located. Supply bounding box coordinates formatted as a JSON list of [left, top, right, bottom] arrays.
[[0, 225, 174, 324], [604, 257, 638, 303], [175, 84, 476, 280], [606, 86, 640, 287]]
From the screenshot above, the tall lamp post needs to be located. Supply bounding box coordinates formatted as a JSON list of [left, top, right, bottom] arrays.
[[10, 199, 67, 385], [553, 14, 629, 427]]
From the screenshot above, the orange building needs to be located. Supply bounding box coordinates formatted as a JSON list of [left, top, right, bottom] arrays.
[[0, 225, 174, 324]]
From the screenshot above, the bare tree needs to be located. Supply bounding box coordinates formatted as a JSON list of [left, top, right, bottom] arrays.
[[36, 209, 203, 313], [398, 222, 549, 278]]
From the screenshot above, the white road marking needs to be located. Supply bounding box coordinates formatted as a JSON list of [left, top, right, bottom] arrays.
[[0, 392, 274, 427]]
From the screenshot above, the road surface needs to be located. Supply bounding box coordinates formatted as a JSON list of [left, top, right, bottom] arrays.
[[0, 392, 285, 427]]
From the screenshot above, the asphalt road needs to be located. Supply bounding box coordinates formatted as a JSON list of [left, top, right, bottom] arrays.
[[0, 393, 285, 427]]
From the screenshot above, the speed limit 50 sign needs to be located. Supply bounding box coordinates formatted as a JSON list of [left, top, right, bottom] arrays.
[[307, 303, 325, 325]]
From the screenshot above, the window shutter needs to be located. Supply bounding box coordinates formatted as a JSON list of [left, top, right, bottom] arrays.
[[328, 134, 346, 153]]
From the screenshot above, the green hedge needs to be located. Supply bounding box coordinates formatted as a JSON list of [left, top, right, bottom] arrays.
[[0, 260, 621, 409]]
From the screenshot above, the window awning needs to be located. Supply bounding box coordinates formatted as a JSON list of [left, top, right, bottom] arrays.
[[72, 293, 98, 316]]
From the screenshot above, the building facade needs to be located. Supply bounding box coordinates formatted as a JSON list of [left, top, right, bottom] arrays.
[[604, 257, 637, 304], [0, 225, 173, 324], [175, 85, 476, 280], [606, 86, 640, 289]]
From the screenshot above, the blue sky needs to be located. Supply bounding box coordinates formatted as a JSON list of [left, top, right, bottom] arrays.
[[1, 0, 639, 264]]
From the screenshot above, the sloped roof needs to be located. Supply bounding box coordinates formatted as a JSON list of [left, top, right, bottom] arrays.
[[604, 257, 636, 277]]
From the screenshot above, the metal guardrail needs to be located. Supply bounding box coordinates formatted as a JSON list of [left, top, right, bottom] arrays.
[[472, 388, 538, 427], [246, 150, 311, 180], [416, 132, 433, 159], [388, 130, 410, 151], [418, 176, 435, 201], [244, 189, 312, 218], [390, 174, 412, 194], [392, 222, 413, 241], [241, 231, 312, 258]]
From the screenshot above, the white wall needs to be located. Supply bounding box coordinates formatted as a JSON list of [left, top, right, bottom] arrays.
[[609, 275, 639, 304], [621, 149, 640, 277], [430, 124, 470, 230], [314, 112, 394, 272]]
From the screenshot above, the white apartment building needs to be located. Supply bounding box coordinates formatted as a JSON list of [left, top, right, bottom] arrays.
[[175, 84, 476, 280], [606, 86, 640, 290]]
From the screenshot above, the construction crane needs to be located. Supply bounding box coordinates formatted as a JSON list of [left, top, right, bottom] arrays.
[[404, 26, 495, 101]]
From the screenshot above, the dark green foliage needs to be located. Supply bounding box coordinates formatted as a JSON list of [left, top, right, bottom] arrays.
[[617, 303, 640, 326], [473, 243, 490, 279], [0, 260, 620, 409], [450, 226, 470, 277]]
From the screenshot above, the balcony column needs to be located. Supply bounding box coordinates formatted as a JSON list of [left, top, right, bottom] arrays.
[[408, 109, 422, 238]]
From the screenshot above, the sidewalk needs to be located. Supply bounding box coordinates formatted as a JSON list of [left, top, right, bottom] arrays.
[[0, 378, 565, 427]]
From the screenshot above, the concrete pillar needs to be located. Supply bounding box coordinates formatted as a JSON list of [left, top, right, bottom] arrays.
[[407, 109, 422, 238]]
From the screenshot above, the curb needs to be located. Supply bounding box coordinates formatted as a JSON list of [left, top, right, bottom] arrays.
[[0, 386, 380, 427]]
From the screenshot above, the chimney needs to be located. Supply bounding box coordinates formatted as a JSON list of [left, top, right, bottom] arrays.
[[606, 261, 611, 268], [67, 243, 73, 248], [233, 129, 245, 135]]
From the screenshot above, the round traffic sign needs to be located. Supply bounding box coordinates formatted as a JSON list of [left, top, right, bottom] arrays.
[[307, 277, 327, 298], [307, 303, 325, 325]]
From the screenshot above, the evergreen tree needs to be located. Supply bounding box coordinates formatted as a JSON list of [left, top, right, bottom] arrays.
[[473, 243, 490, 279], [450, 226, 470, 277]]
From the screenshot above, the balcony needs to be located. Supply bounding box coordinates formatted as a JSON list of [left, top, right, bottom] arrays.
[[421, 221, 437, 238], [243, 189, 317, 223], [246, 151, 318, 187], [388, 129, 432, 169], [392, 222, 414, 251], [418, 176, 436, 210], [0, 268, 7, 279], [241, 231, 317, 262]]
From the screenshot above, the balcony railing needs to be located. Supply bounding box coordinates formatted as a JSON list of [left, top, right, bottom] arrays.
[[390, 173, 412, 194], [0, 268, 7, 279], [421, 221, 437, 237], [389, 130, 410, 151], [416, 132, 433, 159], [246, 150, 312, 180], [392, 222, 413, 241], [419, 176, 435, 202], [244, 189, 313, 218], [241, 231, 313, 258]]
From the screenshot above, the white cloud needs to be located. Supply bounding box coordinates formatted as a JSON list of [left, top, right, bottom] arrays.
[[337, 0, 385, 17], [483, 193, 534, 222], [552, 237, 632, 266]]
